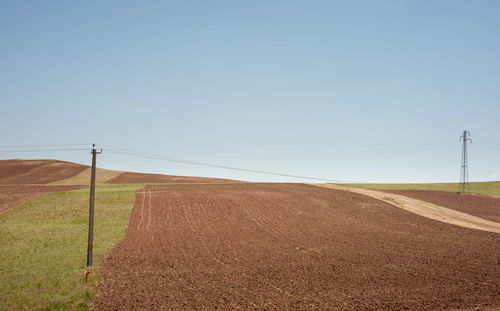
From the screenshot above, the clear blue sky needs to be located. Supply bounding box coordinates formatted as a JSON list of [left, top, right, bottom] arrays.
[[1, 1, 499, 183]]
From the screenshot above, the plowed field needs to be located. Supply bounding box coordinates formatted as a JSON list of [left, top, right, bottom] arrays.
[[385, 190, 500, 223], [0, 159, 87, 184], [107, 171, 236, 184], [0, 159, 231, 185], [0, 185, 85, 214], [94, 183, 500, 310]]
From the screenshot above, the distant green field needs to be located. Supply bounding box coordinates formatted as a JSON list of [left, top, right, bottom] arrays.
[[0, 184, 143, 310], [341, 181, 500, 197]]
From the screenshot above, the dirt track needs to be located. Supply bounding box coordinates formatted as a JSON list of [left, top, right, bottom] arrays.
[[94, 183, 500, 310], [385, 190, 500, 223], [320, 184, 500, 234], [0, 185, 85, 214]]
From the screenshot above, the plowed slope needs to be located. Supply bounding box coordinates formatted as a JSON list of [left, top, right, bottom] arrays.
[[0, 159, 87, 184], [95, 183, 500, 310], [0, 159, 232, 185], [106, 171, 235, 184], [386, 190, 500, 223]]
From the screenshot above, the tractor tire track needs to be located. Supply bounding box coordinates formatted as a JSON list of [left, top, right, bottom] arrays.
[[136, 189, 146, 233]]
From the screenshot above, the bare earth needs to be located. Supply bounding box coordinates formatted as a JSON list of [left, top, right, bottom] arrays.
[[94, 183, 500, 310], [320, 184, 500, 234], [0, 159, 87, 185], [384, 190, 500, 223], [0, 159, 230, 185], [106, 171, 237, 184], [0, 185, 85, 214]]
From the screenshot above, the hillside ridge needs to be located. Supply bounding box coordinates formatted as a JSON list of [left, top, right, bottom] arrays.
[[0, 159, 235, 185]]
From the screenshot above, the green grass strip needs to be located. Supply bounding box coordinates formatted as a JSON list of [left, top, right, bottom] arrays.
[[341, 181, 500, 196], [0, 184, 144, 310]]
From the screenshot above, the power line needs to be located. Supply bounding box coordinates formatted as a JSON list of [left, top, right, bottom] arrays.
[[277, 142, 457, 160], [96, 141, 459, 182], [105, 148, 351, 183], [98, 144, 354, 183], [148, 138, 457, 159], [0, 144, 90, 149], [291, 137, 456, 153], [0, 142, 457, 158], [0, 140, 455, 183], [472, 136, 500, 144], [0, 138, 477, 183], [0, 148, 90, 153], [471, 142, 500, 152]]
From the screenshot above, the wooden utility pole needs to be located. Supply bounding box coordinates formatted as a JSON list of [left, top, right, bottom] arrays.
[[87, 144, 102, 266]]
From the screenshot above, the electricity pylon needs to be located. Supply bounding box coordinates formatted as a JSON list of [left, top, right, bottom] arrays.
[[458, 130, 471, 194]]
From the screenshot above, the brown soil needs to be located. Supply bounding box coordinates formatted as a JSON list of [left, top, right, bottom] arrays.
[[0, 159, 235, 185], [0, 185, 85, 214], [106, 171, 237, 184], [319, 184, 500, 233], [94, 183, 500, 310], [385, 190, 500, 223], [0, 159, 87, 185]]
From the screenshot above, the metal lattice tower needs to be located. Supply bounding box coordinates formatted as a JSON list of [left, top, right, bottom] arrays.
[[459, 130, 471, 194]]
